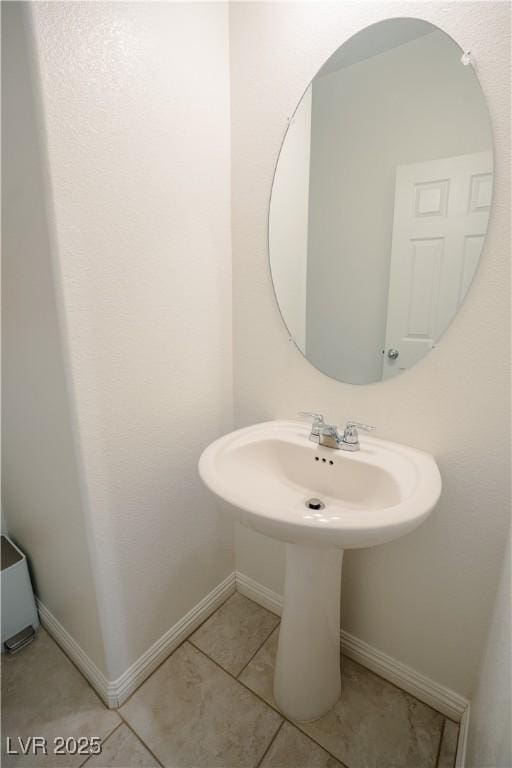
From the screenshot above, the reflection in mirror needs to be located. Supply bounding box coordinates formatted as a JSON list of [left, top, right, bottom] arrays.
[[269, 18, 493, 384]]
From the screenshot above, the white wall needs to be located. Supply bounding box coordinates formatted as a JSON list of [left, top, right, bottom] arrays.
[[306, 30, 491, 383], [2, 2, 108, 673], [269, 85, 311, 351], [466, 537, 511, 768], [230, 1, 510, 698], [4, 0, 509, 711], [4, 0, 234, 680]]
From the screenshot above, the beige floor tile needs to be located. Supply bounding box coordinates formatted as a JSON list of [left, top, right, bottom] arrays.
[[240, 631, 444, 768], [239, 626, 279, 707], [437, 719, 459, 768], [120, 641, 282, 767], [260, 722, 344, 768], [189, 592, 279, 676], [1, 629, 120, 768], [82, 724, 159, 768], [299, 660, 443, 768]]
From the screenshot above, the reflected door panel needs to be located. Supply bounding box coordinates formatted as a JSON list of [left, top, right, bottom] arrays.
[[383, 151, 492, 379]]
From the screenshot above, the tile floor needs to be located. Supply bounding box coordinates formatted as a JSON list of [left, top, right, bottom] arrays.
[[1, 591, 459, 768]]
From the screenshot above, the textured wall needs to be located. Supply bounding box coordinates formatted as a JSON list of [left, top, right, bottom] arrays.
[[467, 537, 511, 767], [25, 0, 234, 679], [2, 2, 108, 672], [230, 1, 510, 697]]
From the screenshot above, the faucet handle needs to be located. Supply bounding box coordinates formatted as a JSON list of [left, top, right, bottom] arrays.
[[343, 421, 375, 444], [345, 421, 375, 432], [299, 411, 324, 422], [299, 412, 324, 436]]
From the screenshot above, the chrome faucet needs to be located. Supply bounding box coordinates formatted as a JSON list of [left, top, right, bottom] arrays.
[[299, 412, 375, 451]]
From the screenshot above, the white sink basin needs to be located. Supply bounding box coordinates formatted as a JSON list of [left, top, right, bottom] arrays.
[[199, 420, 441, 549], [198, 419, 441, 722]]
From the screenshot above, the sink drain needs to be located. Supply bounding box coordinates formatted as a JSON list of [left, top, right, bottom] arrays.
[[305, 497, 325, 511]]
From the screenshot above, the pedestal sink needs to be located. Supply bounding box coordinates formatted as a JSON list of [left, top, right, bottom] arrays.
[[198, 420, 441, 722]]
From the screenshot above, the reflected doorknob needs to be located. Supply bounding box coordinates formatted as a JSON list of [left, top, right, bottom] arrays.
[[387, 348, 399, 360]]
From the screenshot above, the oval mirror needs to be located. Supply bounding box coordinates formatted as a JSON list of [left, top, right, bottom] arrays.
[[269, 18, 493, 384]]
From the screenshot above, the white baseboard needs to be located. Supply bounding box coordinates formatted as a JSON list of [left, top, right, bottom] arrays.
[[236, 571, 283, 615], [455, 704, 470, 768], [109, 571, 236, 706], [37, 568, 470, 732], [37, 571, 236, 708], [339, 629, 468, 722], [36, 598, 113, 705], [234, 571, 469, 723]]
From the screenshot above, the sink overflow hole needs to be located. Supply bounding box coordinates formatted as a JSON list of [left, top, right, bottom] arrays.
[[313, 456, 334, 466], [306, 498, 325, 511]]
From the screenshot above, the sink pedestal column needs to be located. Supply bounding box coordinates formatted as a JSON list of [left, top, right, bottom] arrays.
[[273, 543, 343, 722]]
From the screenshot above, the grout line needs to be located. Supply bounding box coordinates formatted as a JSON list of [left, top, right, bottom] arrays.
[[255, 719, 284, 768], [78, 721, 125, 768], [189, 590, 238, 638], [238, 590, 455, 722], [188, 641, 349, 768], [40, 593, 439, 768], [112, 634, 186, 710], [41, 587, 236, 716], [187, 590, 279, 678], [236, 622, 280, 680], [117, 712, 165, 768], [435, 718, 447, 768], [116, 590, 237, 709], [188, 640, 281, 714]]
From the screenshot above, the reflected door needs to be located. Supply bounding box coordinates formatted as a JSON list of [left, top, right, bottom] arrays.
[[382, 151, 492, 379]]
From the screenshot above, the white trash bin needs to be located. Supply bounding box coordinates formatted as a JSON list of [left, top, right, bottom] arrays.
[[1, 534, 39, 652]]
